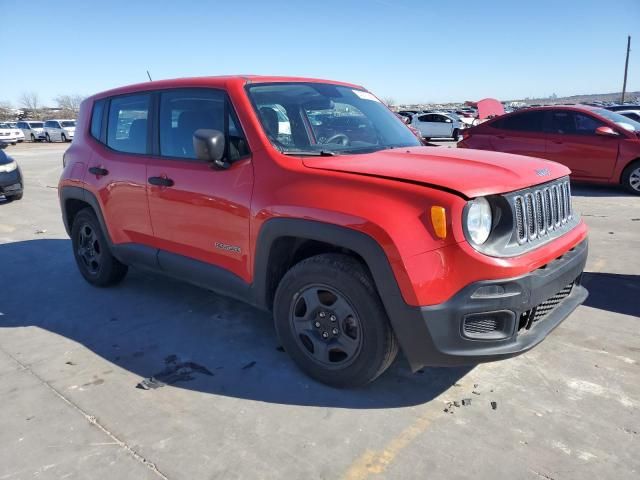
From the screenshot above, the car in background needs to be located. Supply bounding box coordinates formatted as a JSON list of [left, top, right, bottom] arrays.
[[0, 148, 23, 201], [17, 120, 46, 142], [0, 123, 18, 146], [458, 105, 640, 194], [606, 104, 640, 112], [618, 110, 640, 122], [410, 112, 461, 140], [0, 123, 25, 143], [44, 119, 76, 142]]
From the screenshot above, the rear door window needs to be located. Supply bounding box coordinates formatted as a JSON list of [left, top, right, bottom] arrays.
[[495, 111, 545, 132], [106, 94, 150, 154]]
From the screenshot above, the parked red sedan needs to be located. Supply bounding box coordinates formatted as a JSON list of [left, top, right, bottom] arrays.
[[458, 105, 640, 194]]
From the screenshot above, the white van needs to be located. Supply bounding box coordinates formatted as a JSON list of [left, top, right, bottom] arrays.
[[44, 119, 76, 142], [0, 123, 24, 143], [0, 123, 18, 145], [17, 120, 46, 142]]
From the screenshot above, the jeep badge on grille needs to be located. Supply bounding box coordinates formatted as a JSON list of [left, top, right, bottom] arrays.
[[535, 168, 550, 177]]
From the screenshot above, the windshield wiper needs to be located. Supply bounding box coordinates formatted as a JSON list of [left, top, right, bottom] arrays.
[[282, 150, 337, 156]]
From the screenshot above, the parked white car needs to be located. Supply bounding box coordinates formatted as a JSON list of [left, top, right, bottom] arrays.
[[0, 123, 24, 143], [0, 123, 19, 146], [44, 119, 76, 142], [410, 112, 462, 140], [17, 120, 46, 142], [618, 110, 640, 122]]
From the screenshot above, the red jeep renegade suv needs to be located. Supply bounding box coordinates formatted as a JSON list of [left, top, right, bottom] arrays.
[[59, 76, 588, 387]]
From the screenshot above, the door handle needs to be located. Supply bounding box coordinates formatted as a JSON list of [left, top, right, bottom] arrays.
[[88, 167, 108, 176], [148, 176, 174, 187]]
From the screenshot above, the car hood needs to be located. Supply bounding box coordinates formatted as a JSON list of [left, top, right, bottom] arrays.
[[302, 146, 570, 198]]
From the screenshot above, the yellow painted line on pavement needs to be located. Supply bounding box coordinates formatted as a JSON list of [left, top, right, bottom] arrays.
[[342, 412, 434, 480]]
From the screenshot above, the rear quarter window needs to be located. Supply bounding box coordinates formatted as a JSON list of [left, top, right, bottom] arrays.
[[90, 99, 106, 140]]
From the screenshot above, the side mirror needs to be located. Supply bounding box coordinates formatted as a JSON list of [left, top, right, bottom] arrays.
[[193, 129, 228, 168], [595, 126, 619, 137]]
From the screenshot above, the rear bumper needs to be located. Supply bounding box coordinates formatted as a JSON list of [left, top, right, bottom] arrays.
[[393, 239, 588, 370]]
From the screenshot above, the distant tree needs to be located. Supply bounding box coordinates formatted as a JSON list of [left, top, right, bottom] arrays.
[[0, 101, 14, 121], [19, 91, 40, 111], [54, 94, 84, 114], [382, 97, 396, 107]]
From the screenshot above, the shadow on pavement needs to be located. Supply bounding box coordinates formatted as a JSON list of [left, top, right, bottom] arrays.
[[0, 239, 471, 409], [582, 272, 640, 318]]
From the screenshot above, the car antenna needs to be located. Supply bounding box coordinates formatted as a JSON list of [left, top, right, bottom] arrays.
[[146, 70, 153, 82]]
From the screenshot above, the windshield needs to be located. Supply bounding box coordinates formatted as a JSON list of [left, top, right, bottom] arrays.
[[247, 82, 420, 155], [61, 121, 76, 127], [29, 122, 44, 128], [595, 108, 640, 132], [0, 123, 9, 129]]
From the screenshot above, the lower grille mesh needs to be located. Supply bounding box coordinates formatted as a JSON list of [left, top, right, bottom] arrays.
[[519, 281, 574, 331], [464, 317, 499, 335]]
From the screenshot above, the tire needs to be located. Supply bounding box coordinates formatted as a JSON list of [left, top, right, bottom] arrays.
[[61, 133, 67, 143], [273, 253, 398, 388], [71, 208, 128, 286], [45, 133, 51, 143], [30, 134, 35, 142], [452, 128, 459, 141], [10, 192, 23, 201], [621, 160, 640, 195]]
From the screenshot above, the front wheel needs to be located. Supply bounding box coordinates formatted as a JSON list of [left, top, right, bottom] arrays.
[[452, 128, 459, 141], [45, 133, 51, 143], [30, 134, 35, 142], [61, 133, 67, 143], [71, 208, 128, 286], [273, 253, 398, 387], [622, 161, 640, 195]]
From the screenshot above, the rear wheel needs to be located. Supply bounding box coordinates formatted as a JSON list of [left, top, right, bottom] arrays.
[[622, 161, 640, 195], [71, 208, 128, 286], [273, 253, 398, 387]]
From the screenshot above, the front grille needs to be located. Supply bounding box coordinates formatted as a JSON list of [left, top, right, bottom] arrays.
[[512, 178, 573, 245], [519, 281, 574, 331]]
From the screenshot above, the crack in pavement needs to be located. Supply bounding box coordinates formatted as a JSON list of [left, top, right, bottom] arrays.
[[0, 344, 169, 480]]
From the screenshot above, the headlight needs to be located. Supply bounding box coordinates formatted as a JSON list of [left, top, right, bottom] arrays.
[[465, 197, 492, 245], [0, 161, 17, 173]]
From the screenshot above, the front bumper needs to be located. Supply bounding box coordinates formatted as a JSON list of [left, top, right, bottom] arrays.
[[0, 169, 23, 196], [393, 239, 588, 370]]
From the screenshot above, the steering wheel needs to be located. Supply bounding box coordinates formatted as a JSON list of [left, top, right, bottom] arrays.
[[322, 133, 350, 146]]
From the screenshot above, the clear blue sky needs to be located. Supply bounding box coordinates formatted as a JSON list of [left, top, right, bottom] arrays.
[[2, 0, 638, 106]]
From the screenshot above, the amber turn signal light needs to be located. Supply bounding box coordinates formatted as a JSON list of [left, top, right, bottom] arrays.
[[431, 206, 447, 239]]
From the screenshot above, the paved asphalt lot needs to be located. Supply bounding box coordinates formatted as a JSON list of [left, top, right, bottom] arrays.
[[0, 141, 638, 480]]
